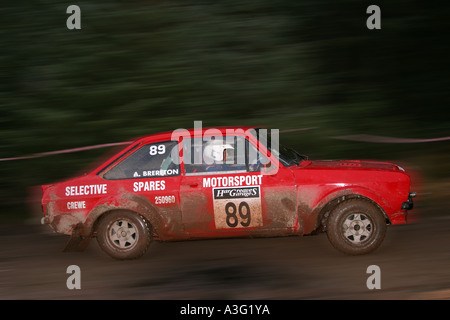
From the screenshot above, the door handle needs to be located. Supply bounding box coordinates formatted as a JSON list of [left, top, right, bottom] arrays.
[[182, 182, 199, 188]]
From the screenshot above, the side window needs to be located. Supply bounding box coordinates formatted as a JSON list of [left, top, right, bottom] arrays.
[[103, 141, 180, 180], [183, 136, 249, 175]]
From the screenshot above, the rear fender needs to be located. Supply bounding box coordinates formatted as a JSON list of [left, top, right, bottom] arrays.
[[82, 194, 163, 237]]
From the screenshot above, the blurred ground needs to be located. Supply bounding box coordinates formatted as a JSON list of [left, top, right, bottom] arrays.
[[1, 204, 449, 300]]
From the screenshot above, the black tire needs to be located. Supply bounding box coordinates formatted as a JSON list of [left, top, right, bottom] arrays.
[[326, 199, 387, 255], [96, 210, 152, 260]]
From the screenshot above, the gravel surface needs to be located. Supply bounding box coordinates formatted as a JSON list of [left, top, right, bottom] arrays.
[[1, 208, 449, 300]]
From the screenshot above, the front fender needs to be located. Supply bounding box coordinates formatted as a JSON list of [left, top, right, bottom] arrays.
[[317, 186, 392, 216], [298, 185, 392, 234]]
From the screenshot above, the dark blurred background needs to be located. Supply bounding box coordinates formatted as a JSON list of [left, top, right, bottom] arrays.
[[1, 0, 449, 220]]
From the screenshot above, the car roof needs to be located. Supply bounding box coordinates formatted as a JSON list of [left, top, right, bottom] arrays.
[[133, 126, 258, 145]]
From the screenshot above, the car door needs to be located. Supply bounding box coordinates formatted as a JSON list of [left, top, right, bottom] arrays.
[[179, 133, 298, 237]]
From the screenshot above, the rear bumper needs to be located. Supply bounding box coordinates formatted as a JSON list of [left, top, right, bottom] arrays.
[[41, 216, 50, 225]]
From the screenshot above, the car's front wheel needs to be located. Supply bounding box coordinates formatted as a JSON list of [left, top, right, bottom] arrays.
[[96, 210, 152, 260], [326, 199, 387, 255]]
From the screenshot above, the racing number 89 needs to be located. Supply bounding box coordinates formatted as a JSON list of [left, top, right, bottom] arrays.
[[225, 201, 251, 228], [149, 144, 165, 156]]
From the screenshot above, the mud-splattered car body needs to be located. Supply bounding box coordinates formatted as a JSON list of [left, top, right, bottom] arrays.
[[41, 127, 414, 259]]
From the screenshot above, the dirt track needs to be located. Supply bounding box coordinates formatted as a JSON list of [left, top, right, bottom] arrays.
[[1, 208, 450, 300]]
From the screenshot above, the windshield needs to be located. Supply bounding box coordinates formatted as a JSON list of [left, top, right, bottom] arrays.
[[252, 128, 307, 166]]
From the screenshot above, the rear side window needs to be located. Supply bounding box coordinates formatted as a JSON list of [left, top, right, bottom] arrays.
[[103, 141, 180, 180]]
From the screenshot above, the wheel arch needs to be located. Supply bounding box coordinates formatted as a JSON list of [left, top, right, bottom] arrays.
[[311, 190, 391, 234], [83, 194, 163, 238]]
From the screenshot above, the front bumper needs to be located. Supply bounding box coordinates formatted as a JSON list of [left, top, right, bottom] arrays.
[[401, 192, 416, 210]]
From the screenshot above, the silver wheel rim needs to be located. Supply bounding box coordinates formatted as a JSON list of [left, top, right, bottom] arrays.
[[342, 213, 373, 243], [108, 219, 138, 250]]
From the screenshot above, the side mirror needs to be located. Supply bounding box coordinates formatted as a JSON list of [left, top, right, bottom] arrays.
[[262, 161, 278, 175]]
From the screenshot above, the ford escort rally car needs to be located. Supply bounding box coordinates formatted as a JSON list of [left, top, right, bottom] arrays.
[[41, 127, 415, 259]]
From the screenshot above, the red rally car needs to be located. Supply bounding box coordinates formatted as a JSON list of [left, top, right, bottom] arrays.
[[41, 127, 415, 259]]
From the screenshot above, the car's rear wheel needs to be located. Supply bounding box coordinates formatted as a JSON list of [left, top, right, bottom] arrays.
[[96, 210, 152, 260], [326, 199, 387, 255]]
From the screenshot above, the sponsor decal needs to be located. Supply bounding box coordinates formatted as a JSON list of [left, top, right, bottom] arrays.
[[133, 180, 166, 192], [203, 174, 262, 188], [65, 184, 107, 196], [213, 186, 259, 200], [212, 186, 262, 229], [67, 201, 86, 210]]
